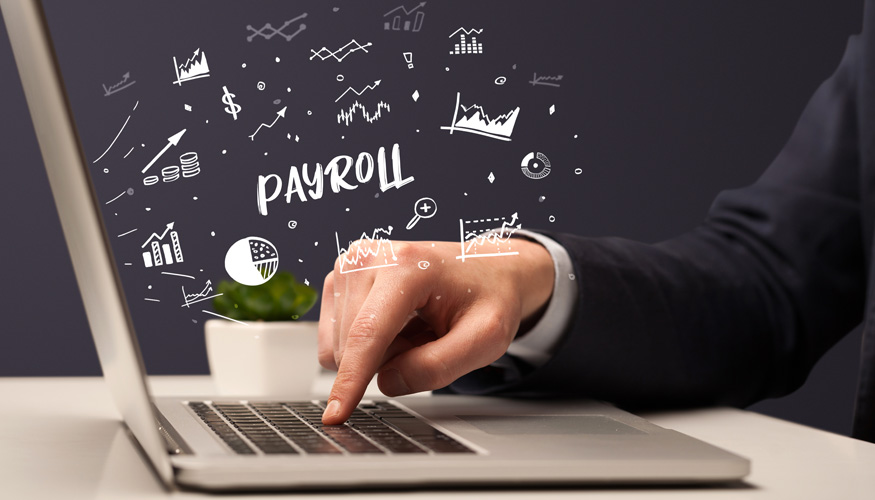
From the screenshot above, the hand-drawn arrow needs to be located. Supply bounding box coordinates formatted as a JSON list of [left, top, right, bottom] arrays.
[[141, 129, 186, 174], [249, 107, 287, 141]]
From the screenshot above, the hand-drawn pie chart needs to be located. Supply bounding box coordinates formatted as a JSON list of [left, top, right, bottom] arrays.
[[224, 237, 279, 286], [521, 152, 552, 180]]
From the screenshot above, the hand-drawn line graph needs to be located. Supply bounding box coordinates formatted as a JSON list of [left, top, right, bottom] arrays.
[[440, 92, 520, 141], [141, 222, 183, 268], [247, 13, 308, 42], [335, 226, 398, 274], [337, 101, 390, 126], [529, 72, 563, 87], [102, 72, 136, 97], [249, 106, 287, 140], [449, 27, 483, 55], [457, 212, 521, 261], [384, 2, 426, 32], [172, 48, 210, 86], [93, 100, 139, 164], [180, 280, 223, 308], [335, 79, 381, 103], [310, 39, 372, 62]]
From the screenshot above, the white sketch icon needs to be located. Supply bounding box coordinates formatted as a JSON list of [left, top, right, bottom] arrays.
[[440, 92, 520, 141], [181, 280, 223, 308], [335, 227, 398, 274], [102, 72, 136, 97], [310, 39, 372, 62], [457, 212, 521, 262], [141, 129, 186, 174], [449, 28, 483, 55], [222, 86, 242, 120], [335, 79, 381, 103], [337, 101, 390, 126], [93, 100, 138, 164], [530, 72, 563, 87], [246, 14, 308, 42], [384, 3, 426, 32], [225, 237, 279, 286], [142, 222, 184, 268], [521, 152, 551, 179], [249, 106, 287, 140], [406, 197, 437, 230], [403, 52, 414, 69], [173, 48, 210, 86]]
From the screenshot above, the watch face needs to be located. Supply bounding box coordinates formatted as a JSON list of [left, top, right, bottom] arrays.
[[521, 152, 552, 180]]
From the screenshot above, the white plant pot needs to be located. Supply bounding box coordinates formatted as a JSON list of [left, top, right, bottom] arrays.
[[204, 319, 320, 398]]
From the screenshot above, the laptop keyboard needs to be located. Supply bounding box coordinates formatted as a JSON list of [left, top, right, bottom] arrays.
[[187, 401, 474, 455]]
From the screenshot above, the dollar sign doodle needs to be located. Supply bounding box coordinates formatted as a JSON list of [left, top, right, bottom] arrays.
[[221, 86, 242, 120]]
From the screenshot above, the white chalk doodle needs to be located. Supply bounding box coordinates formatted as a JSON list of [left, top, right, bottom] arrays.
[[222, 86, 242, 120], [310, 39, 372, 62], [141, 222, 184, 268], [521, 152, 551, 180], [225, 237, 279, 286], [246, 13, 308, 42], [384, 3, 426, 32], [440, 92, 520, 141], [249, 106, 287, 140], [335, 79, 381, 103], [337, 101, 390, 126], [449, 27, 483, 55], [457, 212, 521, 261], [180, 280, 223, 308], [102, 72, 136, 97], [141, 129, 186, 174], [529, 72, 563, 87], [172, 48, 210, 86], [93, 100, 139, 164], [405, 197, 437, 230], [336, 226, 398, 274]]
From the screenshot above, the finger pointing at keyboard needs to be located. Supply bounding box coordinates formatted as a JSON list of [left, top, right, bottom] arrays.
[[319, 239, 554, 425]]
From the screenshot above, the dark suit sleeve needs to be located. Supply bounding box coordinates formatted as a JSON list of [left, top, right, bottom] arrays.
[[449, 36, 867, 409]]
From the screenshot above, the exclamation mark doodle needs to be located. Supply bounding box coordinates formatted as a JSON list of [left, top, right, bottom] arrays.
[[403, 52, 414, 69]]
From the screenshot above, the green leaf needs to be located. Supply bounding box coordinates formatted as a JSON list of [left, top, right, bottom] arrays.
[[210, 271, 318, 321]]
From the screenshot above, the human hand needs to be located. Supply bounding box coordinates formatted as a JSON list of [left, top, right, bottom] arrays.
[[318, 238, 554, 424]]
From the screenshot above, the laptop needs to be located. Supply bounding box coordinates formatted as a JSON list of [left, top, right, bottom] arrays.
[[2, 0, 749, 491]]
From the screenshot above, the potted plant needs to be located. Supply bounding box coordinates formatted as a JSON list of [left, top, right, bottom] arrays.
[[205, 271, 320, 397]]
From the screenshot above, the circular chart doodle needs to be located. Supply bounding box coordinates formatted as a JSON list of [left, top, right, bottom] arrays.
[[224, 237, 279, 286], [521, 152, 552, 180], [494, 76, 507, 85], [417, 260, 430, 270]]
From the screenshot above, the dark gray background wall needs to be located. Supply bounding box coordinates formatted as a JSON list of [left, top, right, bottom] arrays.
[[0, 1, 865, 436]]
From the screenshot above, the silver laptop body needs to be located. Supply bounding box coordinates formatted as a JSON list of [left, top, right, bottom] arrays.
[[2, 0, 749, 491]]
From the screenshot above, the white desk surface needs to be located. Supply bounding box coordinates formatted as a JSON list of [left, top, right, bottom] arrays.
[[1, 375, 873, 499]]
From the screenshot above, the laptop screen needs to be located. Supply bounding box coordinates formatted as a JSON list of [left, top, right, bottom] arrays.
[[39, 0, 587, 372]]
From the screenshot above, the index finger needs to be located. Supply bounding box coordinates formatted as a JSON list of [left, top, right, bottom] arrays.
[[321, 276, 419, 425]]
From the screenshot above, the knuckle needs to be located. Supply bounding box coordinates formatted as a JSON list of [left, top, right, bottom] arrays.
[[347, 313, 380, 342], [421, 349, 455, 388]]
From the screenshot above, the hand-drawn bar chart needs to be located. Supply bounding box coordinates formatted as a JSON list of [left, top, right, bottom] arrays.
[[383, 3, 426, 32], [142, 222, 184, 268], [449, 28, 483, 55]]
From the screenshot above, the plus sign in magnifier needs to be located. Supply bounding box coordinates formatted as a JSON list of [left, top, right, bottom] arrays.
[[406, 197, 438, 230]]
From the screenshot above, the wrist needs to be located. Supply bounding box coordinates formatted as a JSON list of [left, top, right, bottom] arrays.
[[512, 238, 555, 323]]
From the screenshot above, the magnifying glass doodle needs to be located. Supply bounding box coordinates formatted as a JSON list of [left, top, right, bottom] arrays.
[[406, 197, 437, 230]]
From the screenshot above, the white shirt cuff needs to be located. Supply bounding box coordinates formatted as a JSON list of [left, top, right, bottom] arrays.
[[504, 230, 577, 367]]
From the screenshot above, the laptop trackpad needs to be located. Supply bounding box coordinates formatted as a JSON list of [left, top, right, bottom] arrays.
[[457, 415, 646, 435]]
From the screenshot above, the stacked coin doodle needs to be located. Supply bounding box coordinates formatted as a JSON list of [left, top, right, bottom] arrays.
[[180, 152, 200, 178], [162, 165, 180, 183], [143, 176, 159, 186]]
